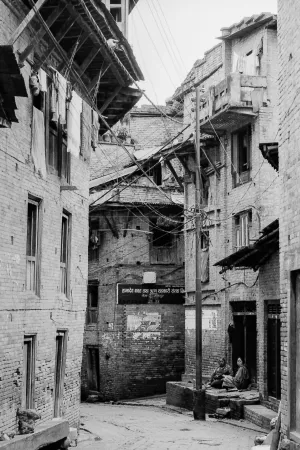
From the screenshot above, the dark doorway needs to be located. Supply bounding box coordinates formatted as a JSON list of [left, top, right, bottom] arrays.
[[87, 347, 100, 391], [267, 302, 281, 399], [231, 302, 257, 382], [54, 331, 67, 417], [290, 271, 300, 435]]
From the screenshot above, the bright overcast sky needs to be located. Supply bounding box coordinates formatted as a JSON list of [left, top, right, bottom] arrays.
[[128, 0, 277, 105]]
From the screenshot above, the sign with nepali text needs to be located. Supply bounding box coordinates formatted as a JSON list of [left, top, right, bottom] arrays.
[[117, 284, 185, 305]]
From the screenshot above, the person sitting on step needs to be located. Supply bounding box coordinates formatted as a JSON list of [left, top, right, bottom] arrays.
[[222, 357, 250, 391], [207, 357, 233, 388]]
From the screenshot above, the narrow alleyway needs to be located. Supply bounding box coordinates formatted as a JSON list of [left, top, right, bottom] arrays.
[[77, 398, 261, 449]]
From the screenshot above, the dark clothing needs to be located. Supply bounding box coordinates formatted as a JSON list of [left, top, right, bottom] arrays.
[[210, 364, 233, 383], [222, 365, 249, 390]]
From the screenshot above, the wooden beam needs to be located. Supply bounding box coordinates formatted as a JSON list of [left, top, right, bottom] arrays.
[[166, 161, 184, 189], [123, 209, 132, 237], [62, 0, 125, 86], [9, 0, 48, 45], [19, 4, 66, 64], [176, 154, 191, 175], [57, 31, 91, 73], [34, 17, 76, 71], [103, 213, 119, 239], [201, 146, 220, 178], [99, 86, 122, 113], [78, 47, 101, 77]]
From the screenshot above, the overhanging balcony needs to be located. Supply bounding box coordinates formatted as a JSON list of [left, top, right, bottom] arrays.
[[197, 73, 267, 135]]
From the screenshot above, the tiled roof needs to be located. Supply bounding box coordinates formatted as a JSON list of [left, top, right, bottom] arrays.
[[90, 143, 134, 181], [90, 165, 138, 189], [219, 13, 277, 40], [90, 185, 184, 207]]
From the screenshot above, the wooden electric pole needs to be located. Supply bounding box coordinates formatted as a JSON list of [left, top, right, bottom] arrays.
[[193, 86, 206, 420]]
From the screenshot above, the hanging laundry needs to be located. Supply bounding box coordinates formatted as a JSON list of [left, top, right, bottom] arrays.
[[49, 68, 59, 123], [38, 68, 47, 92], [91, 110, 100, 149], [244, 51, 256, 75], [67, 90, 82, 157], [57, 72, 67, 125], [232, 52, 239, 72], [31, 107, 47, 178]]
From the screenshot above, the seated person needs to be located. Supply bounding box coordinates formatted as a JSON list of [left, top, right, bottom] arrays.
[[207, 357, 233, 388], [222, 357, 249, 390]]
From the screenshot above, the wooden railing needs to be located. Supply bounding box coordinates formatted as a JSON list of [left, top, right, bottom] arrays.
[[198, 73, 267, 123]]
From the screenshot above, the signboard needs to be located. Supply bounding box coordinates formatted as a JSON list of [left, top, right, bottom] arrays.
[[117, 284, 185, 305]]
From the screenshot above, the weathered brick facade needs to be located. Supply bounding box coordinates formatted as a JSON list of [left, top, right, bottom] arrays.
[[0, 0, 143, 441], [0, 1, 90, 434], [278, 0, 300, 446], [83, 119, 185, 400], [170, 14, 281, 412]]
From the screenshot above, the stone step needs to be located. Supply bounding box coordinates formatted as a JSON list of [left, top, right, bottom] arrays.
[[244, 404, 277, 431]]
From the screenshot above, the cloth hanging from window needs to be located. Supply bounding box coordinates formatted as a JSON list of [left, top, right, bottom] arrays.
[[244, 52, 256, 75], [67, 90, 82, 157], [57, 72, 67, 125], [201, 247, 209, 283], [38, 69, 47, 92], [49, 69, 58, 123], [232, 52, 239, 72], [91, 110, 100, 149], [31, 107, 47, 178]]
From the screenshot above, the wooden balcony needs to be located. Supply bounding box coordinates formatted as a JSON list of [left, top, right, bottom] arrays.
[[197, 73, 267, 134]]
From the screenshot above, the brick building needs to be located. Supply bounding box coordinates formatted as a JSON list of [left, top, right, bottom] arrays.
[[81, 117, 186, 400], [278, 0, 300, 447], [0, 0, 142, 447], [163, 13, 281, 415]]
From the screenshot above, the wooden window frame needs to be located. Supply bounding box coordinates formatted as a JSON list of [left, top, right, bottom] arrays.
[[54, 330, 68, 418], [234, 211, 252, 250], [232, 125, 251, 187], [87, 284, 98, 325], [60, 212, 71, 298], [26, 197, 41, 295], [45, 79, 70, 182], [22, 335, 36, 409]]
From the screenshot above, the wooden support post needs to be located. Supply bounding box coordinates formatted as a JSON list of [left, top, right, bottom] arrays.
[[77, 47, 101, 77], [34, 17, 75, 71], [62, 0, 126, 86], [9, 0, 48, 45], [18, 4, 66, 64], [193, 86, 205, 421], [99, 86, 122, 114], [166, 160, 184, 189], [201, 146, 220, 178]]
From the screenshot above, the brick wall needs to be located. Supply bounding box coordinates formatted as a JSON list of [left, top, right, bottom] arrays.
[[82, 207, 185, 400], [180, 18, 280, 391], [278, 0, 300, 444], [0, 1, 90, 433], [128, 105, 183, 148]]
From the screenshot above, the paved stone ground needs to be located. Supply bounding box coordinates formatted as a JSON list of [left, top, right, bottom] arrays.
[[76, 396, 265, 449]]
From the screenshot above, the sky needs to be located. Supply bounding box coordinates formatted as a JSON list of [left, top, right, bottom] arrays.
[[128, 0, 277, 105]]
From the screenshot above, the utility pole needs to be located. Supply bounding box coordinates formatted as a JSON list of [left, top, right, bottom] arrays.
[[193, 86, 206, 420]]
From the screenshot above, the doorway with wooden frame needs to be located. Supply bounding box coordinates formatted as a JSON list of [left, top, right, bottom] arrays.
[[87, 346, 100, 392], [267, 301, 281, 400], [231, 301, 257, 383], [54, 331, 67, 418]]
